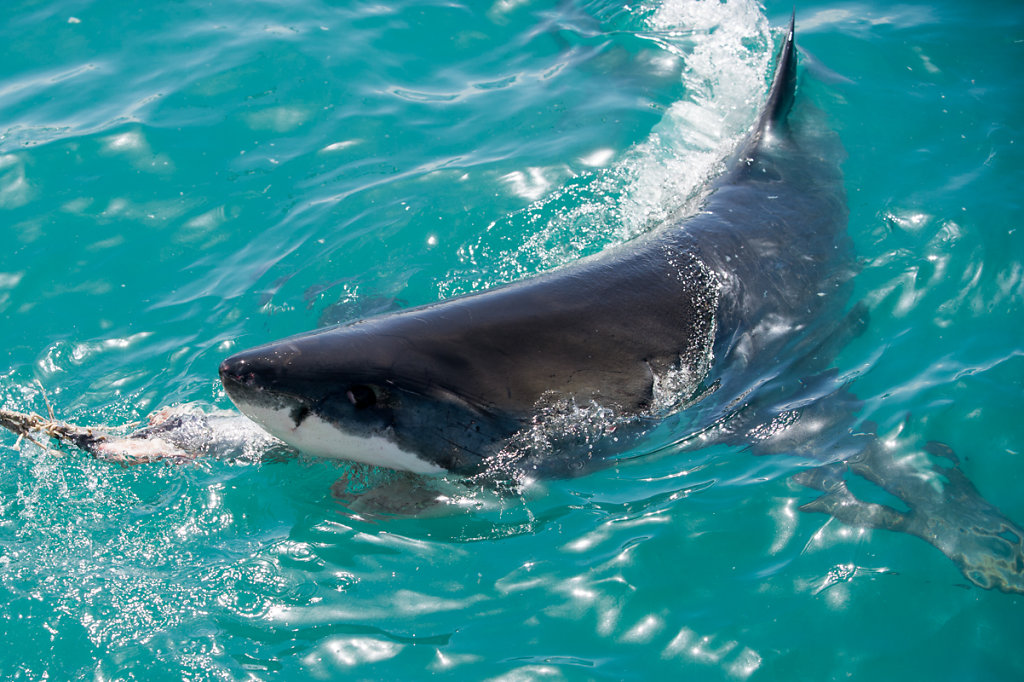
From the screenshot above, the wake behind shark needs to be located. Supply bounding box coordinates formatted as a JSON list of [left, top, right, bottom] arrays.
[[214, 18, 1024, 592]]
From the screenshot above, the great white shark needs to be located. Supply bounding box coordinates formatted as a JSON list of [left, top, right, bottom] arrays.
[[219, 17, 826, 475], [217, 18, 1024, 592]]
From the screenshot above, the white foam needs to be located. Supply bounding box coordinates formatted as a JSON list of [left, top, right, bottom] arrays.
[[439, 0, 772, 296]]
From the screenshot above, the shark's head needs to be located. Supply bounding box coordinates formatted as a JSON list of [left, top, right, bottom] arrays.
[[218, 319, 523, 475]]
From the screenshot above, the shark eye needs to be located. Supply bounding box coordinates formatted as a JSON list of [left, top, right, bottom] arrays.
[[346, 384, 377, 410]]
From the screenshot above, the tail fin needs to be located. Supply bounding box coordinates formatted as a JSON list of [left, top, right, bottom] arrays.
[[755, 12, 797, 139]]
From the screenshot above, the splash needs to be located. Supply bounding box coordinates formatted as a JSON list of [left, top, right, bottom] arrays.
[[440, 0, 772, 296], [494, 397, 627, 479]]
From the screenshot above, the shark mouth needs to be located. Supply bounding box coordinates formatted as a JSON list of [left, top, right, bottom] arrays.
[[218, 362, 447, 475]]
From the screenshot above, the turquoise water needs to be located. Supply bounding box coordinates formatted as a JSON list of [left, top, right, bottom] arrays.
[[2, 0, 1023, 678]]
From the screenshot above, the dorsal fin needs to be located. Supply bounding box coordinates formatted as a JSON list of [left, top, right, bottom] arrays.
[[752, 12, 797, 144]]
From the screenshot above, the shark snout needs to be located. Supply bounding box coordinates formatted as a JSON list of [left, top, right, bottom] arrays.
[[218, 341, 308, 393], [218, 354, 258, 395], [218, 348, 294, 403], [218, 356, 242, 383]]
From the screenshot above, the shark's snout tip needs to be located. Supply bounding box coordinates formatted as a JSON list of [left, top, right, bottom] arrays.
[[218, 354, 250, 389]]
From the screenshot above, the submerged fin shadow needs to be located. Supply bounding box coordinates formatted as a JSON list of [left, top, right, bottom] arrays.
[[795, 438, 1024, 594], [710, 376, 1024, 595]]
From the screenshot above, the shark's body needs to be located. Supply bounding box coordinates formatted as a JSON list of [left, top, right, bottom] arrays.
[[217, 17, 1024, 595], [218, 19, 850, 477], [0, 16, 1016, 594]]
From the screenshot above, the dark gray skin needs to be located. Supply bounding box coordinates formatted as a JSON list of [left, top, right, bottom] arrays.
[[219, 19, 820, 476], [220, 19, 1024, 592]]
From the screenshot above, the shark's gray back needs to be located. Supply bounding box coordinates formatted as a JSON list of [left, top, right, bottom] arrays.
[[219, 17, 853, 475]]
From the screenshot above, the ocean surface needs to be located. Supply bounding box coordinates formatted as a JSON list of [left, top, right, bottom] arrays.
[[2, 0, 1022, 679]]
